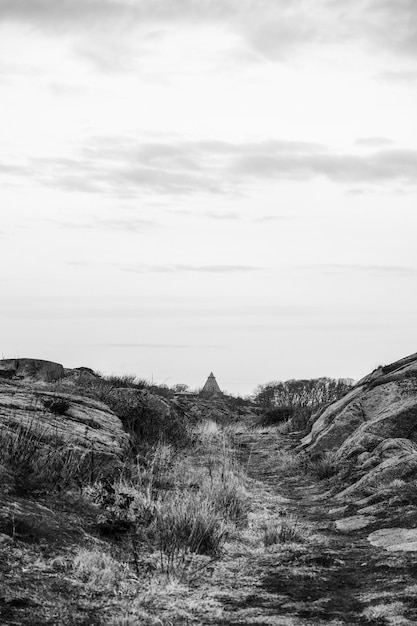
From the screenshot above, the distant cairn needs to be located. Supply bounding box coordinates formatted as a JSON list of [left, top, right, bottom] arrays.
[[200, 372, 222, 398]]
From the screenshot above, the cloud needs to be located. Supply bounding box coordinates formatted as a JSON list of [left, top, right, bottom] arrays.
[[2, 0, 416, 66], [0, 301, 319, 321], [378, 69, 417, 83], [203, 211, 241, 221], [253, 215, 290, 223], [104, 343, 225, 349], [360, 0, 417, 56], [355, 137, 394, 148], [4, 138, 417, 198], [120, 263, 262, 274], [231, 147, 417, 185], [66, 261, 91, 267], [316, 264, 417, 277], [48, 216, 156, 231]]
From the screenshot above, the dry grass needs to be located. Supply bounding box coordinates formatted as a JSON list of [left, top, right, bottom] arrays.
[[362, 601, 409, 624], [1, 402, 348, 626], [0, 420, 106, 494], [307, 451, 340, 480], [262, 516, 306, 547], [72, 548, 133, 594], [87, 424, 249, 582]]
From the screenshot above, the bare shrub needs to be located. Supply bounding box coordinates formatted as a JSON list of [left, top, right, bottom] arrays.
[[91, 388, 192, 450], [42, 396, 71, 415]]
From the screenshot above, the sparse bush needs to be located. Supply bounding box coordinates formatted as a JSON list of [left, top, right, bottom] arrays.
[[42, 396, 71, 415], [276, 419, 295, 434], [149, 385, 174, 400], [90, 432, 243, 578], [152, 491, 227, 577], [260, 406, 294, 425], [254, 377, 353, 409], [257, 406, 312, 432], [103, 374, 151, 390], [211, 479, 248, 525], [91, 388, 192, 450]]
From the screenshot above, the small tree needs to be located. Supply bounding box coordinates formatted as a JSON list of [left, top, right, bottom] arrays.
[[172, 384, 189, 393]]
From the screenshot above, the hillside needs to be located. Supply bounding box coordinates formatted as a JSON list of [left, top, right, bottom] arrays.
[[2, 354, 417, 624]]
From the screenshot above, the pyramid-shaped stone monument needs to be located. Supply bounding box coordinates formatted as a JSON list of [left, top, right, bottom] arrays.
[[200, 372, 222, 397]]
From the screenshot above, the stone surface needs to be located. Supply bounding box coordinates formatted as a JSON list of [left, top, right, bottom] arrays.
[[337, 451, 417, 499], [368, 528, 417, 552], [301, 353, 417, 457], [0, 358, 100, 385], [335, 515, 376, 532], [328, 506, 349, 517], [300, 352, 417, 498], [0, 358, 65, 382], [0, 380, 129, 463]]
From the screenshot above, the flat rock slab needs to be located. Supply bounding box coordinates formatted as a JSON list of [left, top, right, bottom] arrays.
[[368, 528, 417, 552], [357, 503, 384, 516], [329, 506, 348, 517], [336, 515, 376, 532]]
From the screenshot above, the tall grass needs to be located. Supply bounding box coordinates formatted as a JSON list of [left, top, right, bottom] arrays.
[[0, 420, 109, 494], [91, 425, 248, 579], [153, 492, 227, 577]]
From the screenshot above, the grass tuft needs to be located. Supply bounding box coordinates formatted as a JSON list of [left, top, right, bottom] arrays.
[[72, 548, 132, 594], [307, 451, 340, 480], [262, 517, 305, 546]]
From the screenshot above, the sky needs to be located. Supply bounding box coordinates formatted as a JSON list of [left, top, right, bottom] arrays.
[[1, 0, 417, 395]]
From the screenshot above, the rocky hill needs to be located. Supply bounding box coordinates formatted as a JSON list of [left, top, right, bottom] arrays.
[[297, 351, 417, 552], [300, 352, 417, 493]]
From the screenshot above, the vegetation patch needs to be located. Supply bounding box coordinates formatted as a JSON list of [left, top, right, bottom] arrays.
[[42, 396, 71, 415], [262, 517, 306, 547], [0, 421, 110, 494]]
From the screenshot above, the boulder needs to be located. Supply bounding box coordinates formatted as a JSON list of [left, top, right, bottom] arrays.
[[0, 358, 64, 382]]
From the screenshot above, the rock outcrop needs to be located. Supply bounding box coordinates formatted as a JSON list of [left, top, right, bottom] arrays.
[[301, 353, 417, 489], [0, 380, 129, 468], [0, 358, 100, 385], [0, 358, 65, 382], [298, 352, 417, 550]]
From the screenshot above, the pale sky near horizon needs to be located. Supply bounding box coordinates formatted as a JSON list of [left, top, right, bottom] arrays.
[[1, 0, 417, 395]]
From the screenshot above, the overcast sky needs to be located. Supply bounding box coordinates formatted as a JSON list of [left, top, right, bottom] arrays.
[[1, 0, 417, 394]]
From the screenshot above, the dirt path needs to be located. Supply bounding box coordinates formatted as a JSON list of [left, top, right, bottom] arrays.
[[216, 429, 417, 626]]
